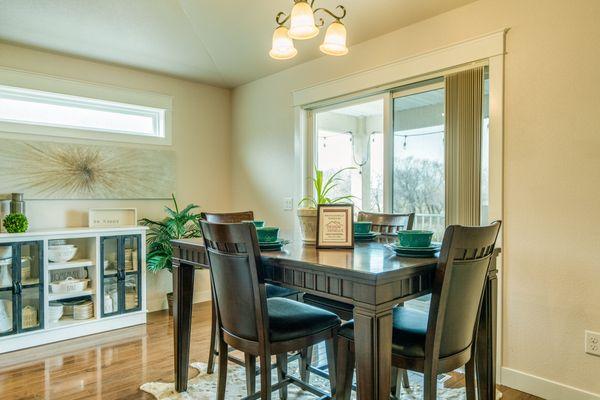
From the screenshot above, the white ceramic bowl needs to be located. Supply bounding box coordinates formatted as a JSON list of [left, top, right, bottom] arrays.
[[48, 303, 64, 322], [48, 246, 77, 263], [0, 246, 11, 259]]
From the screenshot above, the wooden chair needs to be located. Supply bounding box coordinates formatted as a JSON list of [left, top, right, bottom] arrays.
[[335, 221, 502, 400], [357, 211, 415, 235], [201, 211, 255, 223], [200, 221, 341, 400], [201, 211, 301, 374]]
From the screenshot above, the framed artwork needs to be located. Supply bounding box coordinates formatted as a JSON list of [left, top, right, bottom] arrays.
[[89, 208, 138, 228], [316, 204, 354, 249]]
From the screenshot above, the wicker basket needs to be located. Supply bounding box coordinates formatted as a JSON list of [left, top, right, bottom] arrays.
[[50, 277, 89, 293], [21, 306, 38, 329]]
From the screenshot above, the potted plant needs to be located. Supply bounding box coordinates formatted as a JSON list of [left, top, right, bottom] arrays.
[[297, 166, 354, 245], [139, 194, 201, 315]]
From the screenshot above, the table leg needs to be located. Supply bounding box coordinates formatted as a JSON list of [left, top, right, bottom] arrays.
[[353, 304, 394, 400], [173, 261, 195, 392], [476, 267, 498, 400]]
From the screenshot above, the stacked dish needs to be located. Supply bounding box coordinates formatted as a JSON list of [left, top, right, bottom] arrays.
[[125, 292, 138, 309], [48, 242, 78, 263], [73, 300, 93, 320], [48, 302, 64, 322], [389, 230, 441, 258]]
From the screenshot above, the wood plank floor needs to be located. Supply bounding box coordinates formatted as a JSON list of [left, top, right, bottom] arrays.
[[0, 302, 541, 399]]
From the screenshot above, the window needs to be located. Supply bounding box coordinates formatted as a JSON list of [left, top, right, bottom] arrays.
[[314, 98, 384, 211], [0, 85, 165, 140], [393, 85, 445, 239]]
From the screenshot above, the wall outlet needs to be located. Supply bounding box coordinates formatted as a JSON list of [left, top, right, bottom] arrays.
[[585, 330, 600, 356], [283, 197, 293, 211]]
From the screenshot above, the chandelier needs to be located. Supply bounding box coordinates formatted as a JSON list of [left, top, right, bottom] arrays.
[[269, 0, 348, 60]]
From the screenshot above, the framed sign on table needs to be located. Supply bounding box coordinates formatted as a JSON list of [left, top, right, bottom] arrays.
[[316, 204, 354, 249]]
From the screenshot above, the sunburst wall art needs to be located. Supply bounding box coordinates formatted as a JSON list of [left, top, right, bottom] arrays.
[[0, 138, 175, 199]]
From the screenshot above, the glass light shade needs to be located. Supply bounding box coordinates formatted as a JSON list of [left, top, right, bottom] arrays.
[[269, 26, 298, 60], [288, 1, 319, 40], [319, 21, 348, 56]]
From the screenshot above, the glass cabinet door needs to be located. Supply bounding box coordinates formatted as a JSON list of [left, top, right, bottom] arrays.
[[18, 242, 43, 332], [101, 237, 120, 317], [123, 236, 141, 312], [0, 244, 14, 336]]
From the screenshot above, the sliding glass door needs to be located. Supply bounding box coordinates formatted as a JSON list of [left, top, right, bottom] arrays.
[[314, 97, 384, 212], [392, 84, 445, 240]]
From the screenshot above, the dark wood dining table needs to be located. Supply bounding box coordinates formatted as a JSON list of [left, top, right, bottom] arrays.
[[171, 236, 499, 399]]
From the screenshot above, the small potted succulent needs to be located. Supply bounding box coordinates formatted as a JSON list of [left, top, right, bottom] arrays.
[[297, 166, 354, 245], [139, 194, 201, 315]]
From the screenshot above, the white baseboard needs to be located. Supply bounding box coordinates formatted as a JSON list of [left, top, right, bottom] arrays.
[[501, 367, 600, 400], [146, 290, 211, 312]]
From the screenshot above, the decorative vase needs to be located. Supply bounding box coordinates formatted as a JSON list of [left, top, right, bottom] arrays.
[[0, 262, 12, 288], [167, 292, 174, 316], [297, 208, 318, 245]]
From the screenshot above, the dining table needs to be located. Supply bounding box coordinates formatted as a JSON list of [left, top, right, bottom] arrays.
[[171, 236, 500, 399]]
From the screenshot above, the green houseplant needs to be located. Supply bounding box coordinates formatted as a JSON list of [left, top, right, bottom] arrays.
[[139, 194, 201, 314], [3, 213, 29, 233], [297, 166, 354, 245]]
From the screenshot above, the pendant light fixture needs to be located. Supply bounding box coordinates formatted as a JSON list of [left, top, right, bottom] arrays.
[[270, 0, 348, 60]]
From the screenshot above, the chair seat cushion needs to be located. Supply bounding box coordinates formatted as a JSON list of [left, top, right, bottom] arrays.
[[338, 307, 428, 358], [268, 298, 341, 342], [266, 283, 300, 299], [302, 294, 354, 320]]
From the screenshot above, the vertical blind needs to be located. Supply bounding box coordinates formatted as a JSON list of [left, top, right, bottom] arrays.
[[445, 67, 484, 226]]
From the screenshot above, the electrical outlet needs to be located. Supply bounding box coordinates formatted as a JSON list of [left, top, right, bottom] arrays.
[[283, 197, 293, 211], [585, 330, 600, 356]]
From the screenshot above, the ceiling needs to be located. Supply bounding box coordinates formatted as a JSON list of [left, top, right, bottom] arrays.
[[0, 0, 477, 88]]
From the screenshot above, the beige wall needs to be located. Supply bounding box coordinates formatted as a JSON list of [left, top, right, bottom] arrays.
[[0, 42, 232, 311], [232, 0, 600, 396]]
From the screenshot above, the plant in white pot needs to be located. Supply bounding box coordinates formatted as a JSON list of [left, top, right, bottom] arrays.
[[297, 166, 354, 245]]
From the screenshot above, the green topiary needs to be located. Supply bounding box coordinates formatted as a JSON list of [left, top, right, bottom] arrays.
[[3, 213, 29, 233]]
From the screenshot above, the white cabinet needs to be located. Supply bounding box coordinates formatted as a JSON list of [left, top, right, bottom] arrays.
[[0, 226, 147, 353]]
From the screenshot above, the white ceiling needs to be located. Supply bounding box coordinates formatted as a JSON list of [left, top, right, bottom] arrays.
[[0, 0, 477, 88]]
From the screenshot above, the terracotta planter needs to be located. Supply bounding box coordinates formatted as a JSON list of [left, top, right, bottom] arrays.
[[297, 208, 317, 245], [167, 292, 174, 316]]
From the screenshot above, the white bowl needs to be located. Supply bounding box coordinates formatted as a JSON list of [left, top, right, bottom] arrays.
[[48, 246, 78, 263], [0, 246, 11, 259]]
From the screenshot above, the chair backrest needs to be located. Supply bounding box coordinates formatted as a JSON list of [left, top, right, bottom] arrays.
[[427, 221, 501, 358], [357, 211, 415, 235], [199, 221, 268, 344], [201, 211, 254, 223]]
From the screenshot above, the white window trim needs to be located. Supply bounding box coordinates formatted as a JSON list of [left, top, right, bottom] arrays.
[[293, 28, 507, 382], [0, 66, 173, 145]]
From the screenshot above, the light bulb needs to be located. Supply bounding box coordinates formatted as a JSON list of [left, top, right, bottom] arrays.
[[319, 21, 348, 56], [269, 26, 298, 60]]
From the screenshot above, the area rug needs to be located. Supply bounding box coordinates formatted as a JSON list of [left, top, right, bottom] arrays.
[[141, 361, 498, 399]]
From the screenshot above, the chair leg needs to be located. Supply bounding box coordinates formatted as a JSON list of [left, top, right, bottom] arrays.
[[207, 301, 217, 374], [335, 337, 354, 400], [259, 352, 272, 400], [401, 369, 410, 388], [276, 353, 288, 400], [423, 370, 437, 400], [217, 337, 228, 400], [325, 337, 337, 395], [244, 353, 257, 396], [299, 346, 313, 383], [392, 368, 410, 398], [465, 358, 476, 400]]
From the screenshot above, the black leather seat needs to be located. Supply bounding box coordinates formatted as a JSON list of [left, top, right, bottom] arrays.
[[267, 284, 300, 299], [268, 298, 341, 342], [339, 307, 428, 358]]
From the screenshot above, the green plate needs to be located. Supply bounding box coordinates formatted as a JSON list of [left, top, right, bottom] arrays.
[[394, 251, 438, 258], [391, 242, 441, 251], [260, 244, 283, 251]]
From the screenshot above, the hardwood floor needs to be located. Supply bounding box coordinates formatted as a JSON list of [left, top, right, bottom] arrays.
[[0, 302, 541, 400]]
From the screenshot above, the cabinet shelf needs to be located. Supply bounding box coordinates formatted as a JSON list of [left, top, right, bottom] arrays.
[[48, 289, 94, 301], [47, 259, 93, 271]]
